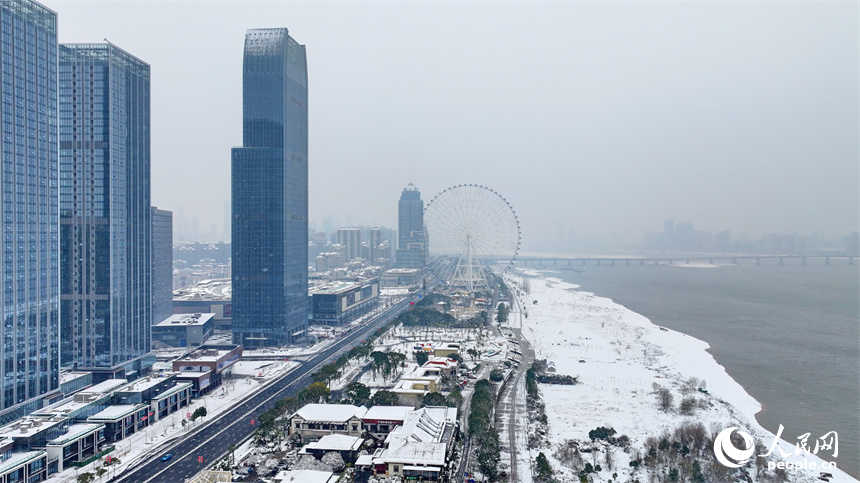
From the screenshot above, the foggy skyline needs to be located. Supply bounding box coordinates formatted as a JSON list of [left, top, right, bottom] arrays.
[[45, 1, 858, 251]]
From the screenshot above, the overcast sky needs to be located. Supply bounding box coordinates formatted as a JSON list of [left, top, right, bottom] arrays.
[[45, 1, 858, 251]]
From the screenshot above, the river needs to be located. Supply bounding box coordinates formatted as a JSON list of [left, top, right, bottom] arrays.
[[534, 260, 858, 477]]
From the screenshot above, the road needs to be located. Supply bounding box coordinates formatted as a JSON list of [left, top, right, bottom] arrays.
[[116, 296, 415, 482]]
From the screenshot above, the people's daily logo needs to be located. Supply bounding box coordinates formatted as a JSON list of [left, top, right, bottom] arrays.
[[713, 427, 755, 468]]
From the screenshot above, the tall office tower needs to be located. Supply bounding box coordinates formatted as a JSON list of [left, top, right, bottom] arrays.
[[151, 207, 173, 324], [59, 43, 153, 380], [232, 28, 308, 347], [0, 0, 61, 422], [395, 184, 427, 269], [336, 227, 361, 261], [369, 227, 381, 265]]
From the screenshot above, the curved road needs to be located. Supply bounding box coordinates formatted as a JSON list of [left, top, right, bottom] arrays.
[[116, 297, 415, 482]]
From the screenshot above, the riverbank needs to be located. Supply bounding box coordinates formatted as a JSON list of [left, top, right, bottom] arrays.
[[507, 269, 856, 482]]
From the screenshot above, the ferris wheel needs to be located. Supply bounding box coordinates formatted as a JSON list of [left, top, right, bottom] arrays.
[[424, 184, 521, 293]]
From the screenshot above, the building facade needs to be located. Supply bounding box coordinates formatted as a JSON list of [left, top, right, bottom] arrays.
[[0, 0, 61, 421], [395, 184, 427, 269], [151, 207, 172, 324], [59, 43, 153, 379], [231, 28, 308, 347]]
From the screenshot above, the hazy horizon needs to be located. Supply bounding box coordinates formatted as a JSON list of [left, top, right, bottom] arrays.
[[45, 1, 859, 251]]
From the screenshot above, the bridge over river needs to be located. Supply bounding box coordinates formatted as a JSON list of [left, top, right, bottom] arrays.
[[517, 254, 855, 268]]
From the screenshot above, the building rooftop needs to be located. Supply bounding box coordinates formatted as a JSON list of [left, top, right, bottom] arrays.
[[0, 451, 46, 474], [376, 441, 447, 466], [273, 470, 335, 483], [154, 313, 215, 327], [116, 375, 172, 393], [0, 416, 66, 439], [176, 345, 240, 363], [308, 281, 359, 295], [85, 379, 130, 395], [383, 268, 421, 274], [361, 406, 413, 423], [46, 423, 104, 446], [59, 371, 91, 385], [88, 404, 146, 421], [173, 278, 232, 301], [304, 434, 363, 452], [292, 404, 366, 422]]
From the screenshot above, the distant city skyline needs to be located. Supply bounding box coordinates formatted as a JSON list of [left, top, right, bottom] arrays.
[[42, 1, 858, 250]]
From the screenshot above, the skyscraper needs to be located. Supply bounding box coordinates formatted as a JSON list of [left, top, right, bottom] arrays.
[[151, 207, 173, 324], [232, 28, 308, 347], [396, 184, 427, 269], [59, 43, 153, 380], [0, 0, 61, 421], [369, 227, 381, 265]]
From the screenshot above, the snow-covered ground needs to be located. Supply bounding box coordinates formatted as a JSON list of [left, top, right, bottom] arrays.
[[507, 269, 856, 483]]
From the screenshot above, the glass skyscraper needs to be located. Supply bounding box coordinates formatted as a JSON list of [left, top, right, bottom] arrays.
[[0, 0, 61, 420], [232, 28, 308, 347], [396, 184, 427, 269], [59, 43, 153, 379]]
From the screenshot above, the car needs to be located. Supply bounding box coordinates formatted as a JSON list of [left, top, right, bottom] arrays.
[[161, 454, 173, 462]]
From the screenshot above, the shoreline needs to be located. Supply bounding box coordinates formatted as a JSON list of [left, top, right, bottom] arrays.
[[510, 269, 857, 482]]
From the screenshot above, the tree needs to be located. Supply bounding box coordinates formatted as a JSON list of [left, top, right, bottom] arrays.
[[496, 302, 508, 322], [445, 386, 463, 408], [370, 390, 400, 406], [421, 392, 447, 407], [654, 385, 674, 411], [370, 351, 387, 378], [477, 430, 501, 481], [227, 443, 236, 467], [383, 352, 406, 381], [77, 473, 95, 483], [414, 350, 429, 366], [298, 382, 330, 403], [467, 348, 479, 361], [321, 451, 346, 472], [535, 452, 554, 482], [345, 381, 371, 407]]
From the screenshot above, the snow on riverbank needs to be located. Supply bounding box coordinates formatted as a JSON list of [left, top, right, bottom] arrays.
[[509, 269, 856, 483]]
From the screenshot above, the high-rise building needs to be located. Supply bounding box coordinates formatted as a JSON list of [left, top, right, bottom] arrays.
[[337, 227, 361, 261], [0, 0, 61, 421], [59, 43, 153, 380], [232, 28, 308, 347], [369, 227, 381, 265], [396, 184, 427, 269], [151, 207, 173, 324]]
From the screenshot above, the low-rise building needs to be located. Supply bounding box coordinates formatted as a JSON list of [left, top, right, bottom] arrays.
[[380, 268, 422, 288], [300, 434, 363, 463], [59, 372, 93, 398], [87, 405, 150, 443], [172, 344, 242, 397], [308, 279, 379, 326], [45, 423, 106, 472], [432, 343, 460, 358], [360, 406, 413, 440], [371, 407, 458, 482], [0, 448, 48, 483], [152, 313, 215, 348], [272, 469, 336, 483], [288, 404, 366, 443]]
